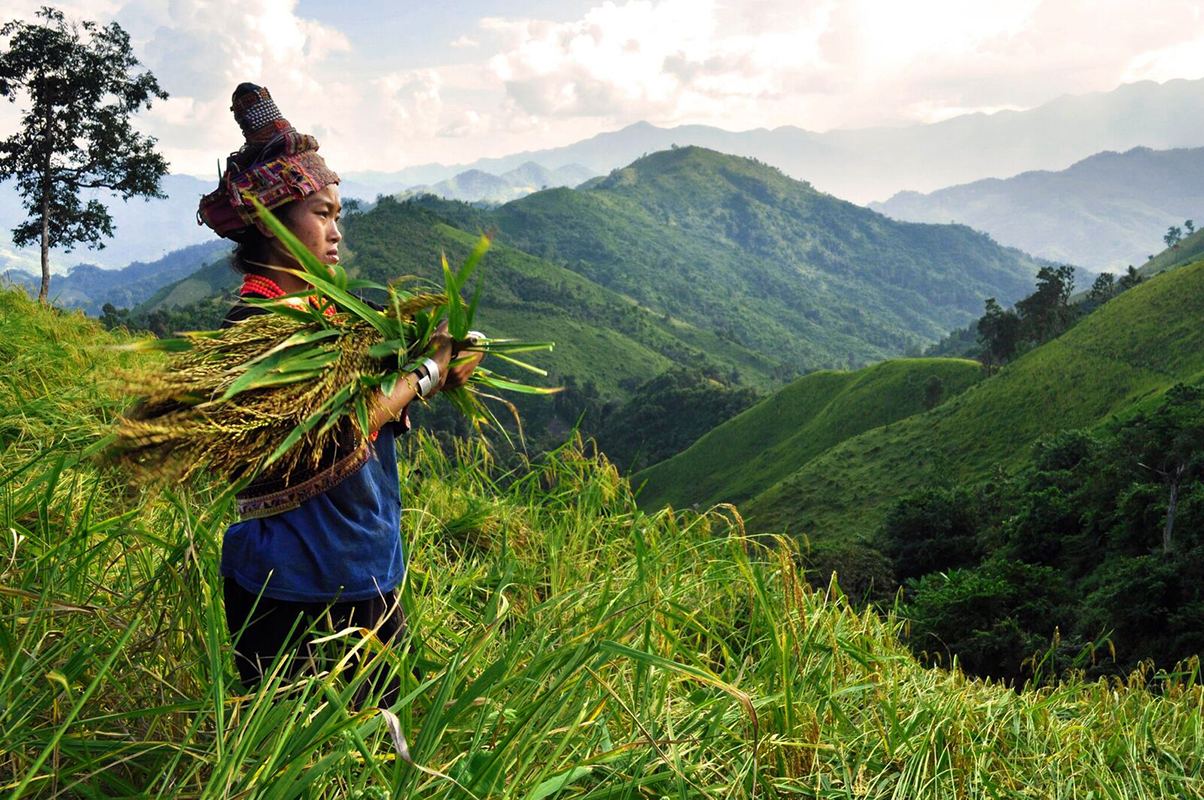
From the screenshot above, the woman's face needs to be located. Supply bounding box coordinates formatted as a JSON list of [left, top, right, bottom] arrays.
[[275, 184, 343, 267]]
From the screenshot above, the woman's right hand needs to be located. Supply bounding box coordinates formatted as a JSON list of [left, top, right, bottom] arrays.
[[426, 320, 454, 394]]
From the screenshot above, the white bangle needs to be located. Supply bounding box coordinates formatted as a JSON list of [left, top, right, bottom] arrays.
[[415, 357, 440, 399]]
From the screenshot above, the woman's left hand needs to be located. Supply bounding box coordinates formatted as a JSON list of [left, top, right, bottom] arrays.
[[441, 337, 485, 391]]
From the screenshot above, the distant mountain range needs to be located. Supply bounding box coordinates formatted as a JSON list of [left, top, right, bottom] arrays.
[[343, 77, 1204, 205], [3, 77, 1201, 286], [0, 174, 216, 275], [399, 162, 595, 205], [3, 239, 229, 314], [871, 146, 1204, 270]]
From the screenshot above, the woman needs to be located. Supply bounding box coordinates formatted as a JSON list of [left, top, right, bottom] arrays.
[[197, 83, 481, 700]]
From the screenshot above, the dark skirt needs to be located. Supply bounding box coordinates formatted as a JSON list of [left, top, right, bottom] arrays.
[[223, 579, 407, 707]]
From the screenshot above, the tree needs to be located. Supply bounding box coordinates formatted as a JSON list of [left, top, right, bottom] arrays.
[[880, 485, 980, 580], [1087, 272, 1115, 304], [1164, 225, 1183, 249], [0, 7, 168, 303], [1117, 265, 1143, 292], [977, 297, 1021, 369], [1186, 219, 1195, 235], [1015, 264, 1075, 344], [923, 375, 944, 410], [1114, 384, 1204, 553]]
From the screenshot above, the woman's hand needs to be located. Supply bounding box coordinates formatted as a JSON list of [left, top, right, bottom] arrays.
[[442, 336, 485, 392], [426, 320, 455, 394]]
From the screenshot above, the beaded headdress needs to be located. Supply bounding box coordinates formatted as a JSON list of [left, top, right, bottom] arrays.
[[197, 83, 339, 238]]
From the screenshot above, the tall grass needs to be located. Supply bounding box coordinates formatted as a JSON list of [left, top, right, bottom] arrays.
[[2, 285, 1203, 798]]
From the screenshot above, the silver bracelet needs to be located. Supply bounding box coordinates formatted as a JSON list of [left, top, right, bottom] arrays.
[[415, 357, 440, 399]]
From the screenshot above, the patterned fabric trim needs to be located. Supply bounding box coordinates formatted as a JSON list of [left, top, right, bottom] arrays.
[[236, 440, 371, 521]]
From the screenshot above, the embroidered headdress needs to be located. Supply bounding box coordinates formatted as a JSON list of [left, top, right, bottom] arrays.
[[198, 83, 339, 238]]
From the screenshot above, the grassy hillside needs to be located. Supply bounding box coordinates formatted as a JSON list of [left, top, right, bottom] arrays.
[[2, 286, 1202, 797], [135, 251, 239, 313], [742, 258, 1204, 539], [636, 358, 982, 512], [1139, 224, 1204, 278], [422, 147, 1042, 370]]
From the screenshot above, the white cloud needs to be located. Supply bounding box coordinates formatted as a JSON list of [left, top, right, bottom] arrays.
[[4, 0, 1204, 175], [473, 0, 1204, 134]]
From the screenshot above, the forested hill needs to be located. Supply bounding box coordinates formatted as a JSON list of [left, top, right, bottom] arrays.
[[420, 146, 1042, 370], [872, 146, 1204, 270]]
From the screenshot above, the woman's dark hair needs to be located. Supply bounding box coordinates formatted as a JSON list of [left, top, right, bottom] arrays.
[[228, 200, 295, 274]]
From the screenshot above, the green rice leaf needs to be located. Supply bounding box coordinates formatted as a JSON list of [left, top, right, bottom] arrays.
[[487, 352, 549, 377], [455, 233, 491, 287], [473, 373, 561, 395], [354, 393, 370, 438], [279, 265, 395, 339], [367, 340, 406, 359], [240, 296, 327, 325], [442, 251, 466, 339]]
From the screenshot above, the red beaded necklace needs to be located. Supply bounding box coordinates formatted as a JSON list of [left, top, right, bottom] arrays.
[[240, 273, 336, 316]]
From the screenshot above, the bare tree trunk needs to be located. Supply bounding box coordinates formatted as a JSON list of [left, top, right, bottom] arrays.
[[1163, 465, 1185, 554], [39, 185, 50, 304], [38, 104, 53, 305]]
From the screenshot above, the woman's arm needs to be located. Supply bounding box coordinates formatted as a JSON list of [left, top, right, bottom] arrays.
[[369, 322, 455, 434]]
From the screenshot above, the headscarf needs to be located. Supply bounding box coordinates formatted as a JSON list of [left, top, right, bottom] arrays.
[[197, 83, 339, 238]]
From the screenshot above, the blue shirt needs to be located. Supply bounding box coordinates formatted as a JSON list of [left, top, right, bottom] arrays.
[[221, 423, 405, 602]]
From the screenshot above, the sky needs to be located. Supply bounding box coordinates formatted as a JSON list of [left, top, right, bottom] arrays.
[[2, 0, 1204, 177]]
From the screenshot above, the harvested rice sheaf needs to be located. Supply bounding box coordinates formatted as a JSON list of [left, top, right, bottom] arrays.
[[112, 311, 407, 488], [107, 201, 554, 489]]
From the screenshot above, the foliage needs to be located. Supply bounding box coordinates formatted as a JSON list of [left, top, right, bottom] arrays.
[[0, 6, 168, 302], [879, 485, 981, 580], [902, 559, 1071, 682], [893, 386, 1204, 679], [3, 286, 1204, 797]]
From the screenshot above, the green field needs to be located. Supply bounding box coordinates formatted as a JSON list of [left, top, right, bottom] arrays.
[[635, 358, 983, 512], [3, 285, 1203, 797], [740, 258, 1204, 539]]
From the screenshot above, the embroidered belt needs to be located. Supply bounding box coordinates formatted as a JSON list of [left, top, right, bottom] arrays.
[[235, 439, 371, 520]]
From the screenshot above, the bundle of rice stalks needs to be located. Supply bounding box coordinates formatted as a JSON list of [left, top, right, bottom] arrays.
[[107, 197, 554, 489]]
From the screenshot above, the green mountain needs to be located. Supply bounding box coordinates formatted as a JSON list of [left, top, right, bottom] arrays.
[[134, 248, 239, 314], [738, 258, 1204, 539], [421, 147, 1042, 371], [636, 358, 983, 512], [871, 146, 1204, 270]]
